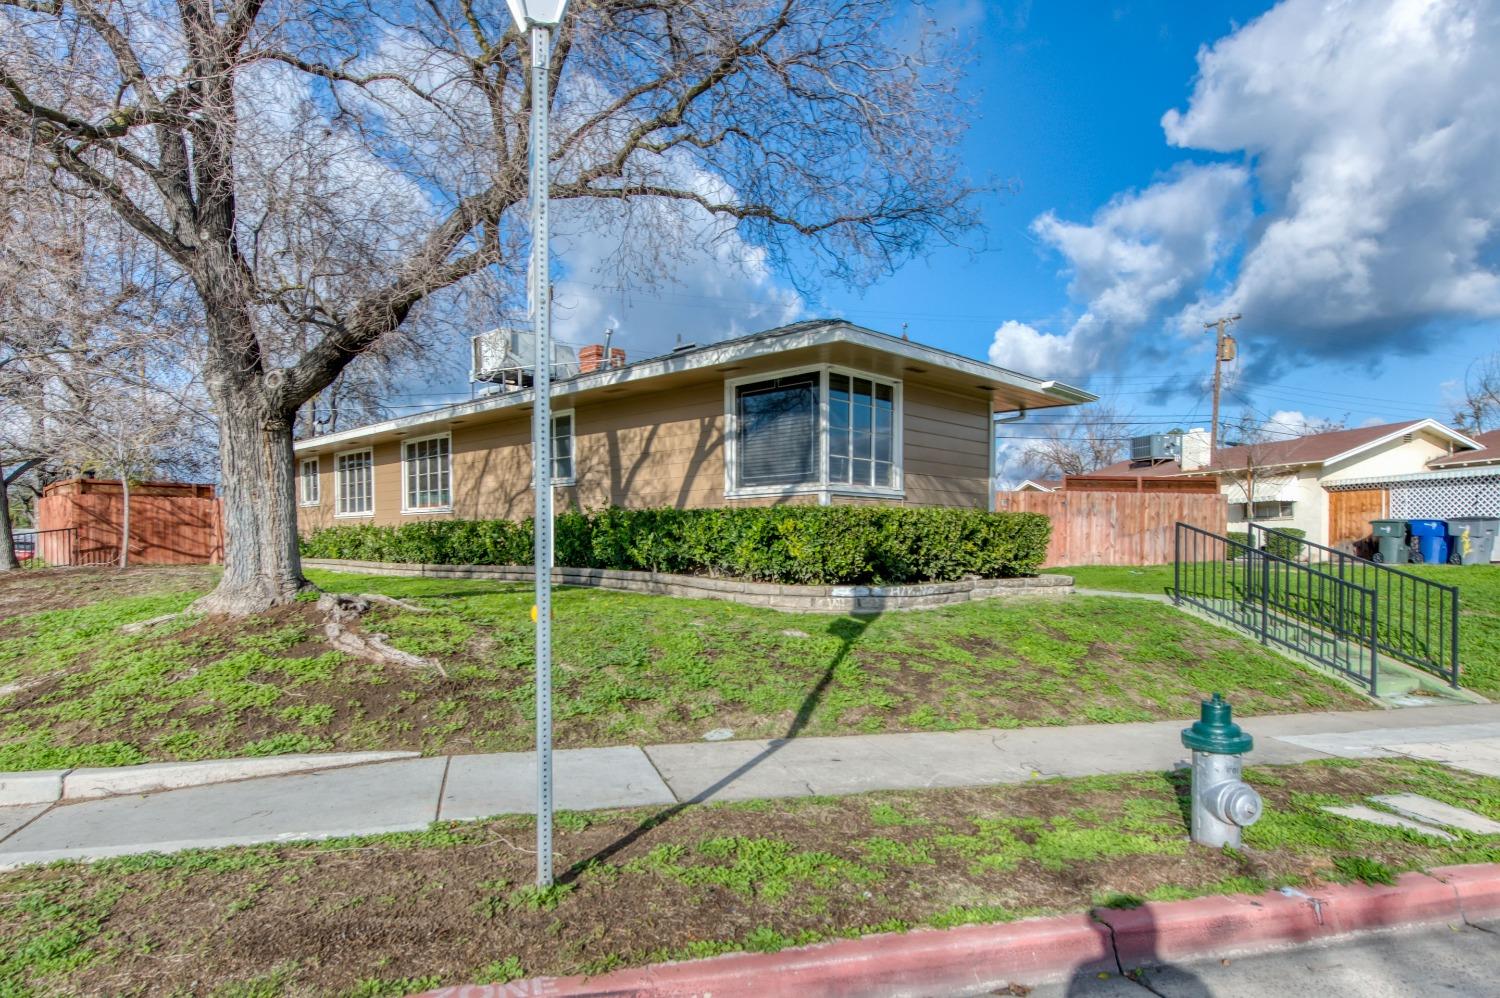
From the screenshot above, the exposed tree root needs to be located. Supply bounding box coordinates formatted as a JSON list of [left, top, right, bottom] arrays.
[[121, 611, 190, 634], [316, 593, 447, 678], [356, 593, 432, 614]]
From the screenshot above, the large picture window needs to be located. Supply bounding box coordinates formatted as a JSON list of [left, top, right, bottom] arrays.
[[403, 434, 451, 511], [298, 457, 320, 506], [729, 368, 900, 495], [735, 373, 821, 488], [336, 449, 374, 516]]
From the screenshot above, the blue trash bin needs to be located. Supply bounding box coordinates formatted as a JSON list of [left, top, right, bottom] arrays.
[[1408, 519, 1449, 565]]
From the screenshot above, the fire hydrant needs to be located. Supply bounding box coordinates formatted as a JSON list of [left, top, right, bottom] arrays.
[[1181, 693, 1263, 848]]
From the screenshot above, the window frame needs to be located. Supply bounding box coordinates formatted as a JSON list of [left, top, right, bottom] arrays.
[[723, 365, 903, 501], [551, 409, 576, 486], [334, 447, 376, 518], [298, 457, 321, 507], [400, 432, 454, 514]]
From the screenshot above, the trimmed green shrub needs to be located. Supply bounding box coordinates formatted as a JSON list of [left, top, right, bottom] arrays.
[[300, 506, 1052, 585], [1227, 531, 1250, 550], [1261, 527, 1307, 561]]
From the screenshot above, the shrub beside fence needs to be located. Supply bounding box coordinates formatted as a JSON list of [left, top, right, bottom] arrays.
[[300, 507, 1052, 585]]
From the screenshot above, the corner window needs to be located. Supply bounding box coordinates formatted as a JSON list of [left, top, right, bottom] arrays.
[[336, 449, 374, 516], [403, 434, 451, 512], [728, 368, 901, 495], [828, 373, 895, 488], [298, 457, 320, 506], [552, 411, 574, 483]]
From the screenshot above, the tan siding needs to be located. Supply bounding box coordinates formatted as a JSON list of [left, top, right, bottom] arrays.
[[901, 384, 989, 508]]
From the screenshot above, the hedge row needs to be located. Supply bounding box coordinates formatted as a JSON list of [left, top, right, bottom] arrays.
[[300, 506, 1052, 585], [1228, 527, 1307, 560]]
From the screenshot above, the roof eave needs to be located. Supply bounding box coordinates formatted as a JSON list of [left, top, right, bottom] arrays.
[[294, 320, 1095, 453]]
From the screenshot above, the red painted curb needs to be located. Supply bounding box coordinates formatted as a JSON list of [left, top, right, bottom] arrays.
[[1430, 863, 1500, 921], [411, 863, 1500, 998], [1095, 889, 1329, 965]]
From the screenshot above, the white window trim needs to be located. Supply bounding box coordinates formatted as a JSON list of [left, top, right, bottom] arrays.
[[400, 432, 454, 514], [723, 365, 904, 502], [551, 409, 576, 487], [334, 446, 375, 518], [298, 457, 321, 507]]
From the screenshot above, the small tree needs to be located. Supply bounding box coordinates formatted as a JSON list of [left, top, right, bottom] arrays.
[[1019, 403, 1130, 479]]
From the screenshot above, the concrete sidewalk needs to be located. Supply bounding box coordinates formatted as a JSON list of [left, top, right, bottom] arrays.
[[3, 702, 1499, 870]]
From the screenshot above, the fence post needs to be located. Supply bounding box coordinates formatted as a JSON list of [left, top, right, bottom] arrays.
[[1450, 594, 1460, 688], [1173, 523, 1181, 605], [1259, 551, 1270, 645], [1369, 591, 1380, 695]]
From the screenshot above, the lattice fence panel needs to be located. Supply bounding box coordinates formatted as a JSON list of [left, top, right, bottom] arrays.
[[1389, 475, 1500, 519]]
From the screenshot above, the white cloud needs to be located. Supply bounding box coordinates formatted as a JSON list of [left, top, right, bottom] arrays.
[[1163, 0, 1500, 358], [1000, 0, 1500, 385], [988, 163, 1250, 379]]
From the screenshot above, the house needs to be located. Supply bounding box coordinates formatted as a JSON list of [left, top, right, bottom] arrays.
[[292, 320, 1095, 529], [1091, 419, 1498, 554], [1015, 479, 1062, 493]]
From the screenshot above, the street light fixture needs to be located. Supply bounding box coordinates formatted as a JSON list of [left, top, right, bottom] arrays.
[[507, 0, 568, 887]]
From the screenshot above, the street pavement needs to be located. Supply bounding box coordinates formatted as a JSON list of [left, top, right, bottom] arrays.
[[2, 702, 1500, 868], [1025, 920, 1500, 997]]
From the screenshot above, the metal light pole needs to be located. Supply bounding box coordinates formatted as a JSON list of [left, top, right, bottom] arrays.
[[507, 0, 568, 887]]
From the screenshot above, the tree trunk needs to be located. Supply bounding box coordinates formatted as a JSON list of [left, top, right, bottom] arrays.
[[0, 470, 17, 572], [119, 472, 130, 568], [191, 378, 308, 615]]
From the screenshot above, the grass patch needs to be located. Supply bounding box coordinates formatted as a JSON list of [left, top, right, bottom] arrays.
[[0, 757, 1495, 995], [0, 566, 1367, 771]]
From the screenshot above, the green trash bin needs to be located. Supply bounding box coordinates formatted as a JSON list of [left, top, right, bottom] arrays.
[[1446, 517, 1500, 565], [1370, 519, 1409, 564]]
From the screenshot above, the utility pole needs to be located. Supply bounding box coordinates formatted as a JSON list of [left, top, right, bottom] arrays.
[[1203, 314, 1241, 454]]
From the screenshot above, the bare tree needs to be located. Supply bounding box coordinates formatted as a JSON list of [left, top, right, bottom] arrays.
[[1019, 403, 1130, 479], [1453, 353, 1500, 433], [1, 0, 977, 613], [1214, 412, 1345, 537]]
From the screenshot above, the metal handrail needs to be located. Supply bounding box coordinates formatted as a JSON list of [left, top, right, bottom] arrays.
[[1246, 523, 1459, 688], [1174, 522, 1379, 694]]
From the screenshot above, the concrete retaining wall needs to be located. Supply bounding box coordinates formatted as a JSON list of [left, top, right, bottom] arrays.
[[304, 559, 1073, 613]]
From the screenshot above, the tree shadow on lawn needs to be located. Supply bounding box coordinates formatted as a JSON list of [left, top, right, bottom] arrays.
[[560, 613, 876, 883]]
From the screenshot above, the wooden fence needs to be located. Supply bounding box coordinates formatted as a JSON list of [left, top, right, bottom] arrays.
[[36, 482, 223, 565], [995, 490, 1228, 568]]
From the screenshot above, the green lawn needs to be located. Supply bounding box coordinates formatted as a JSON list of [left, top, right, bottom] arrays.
[[0, 566, 1367, 771], [1050, 563, 1500, 696], [1, 757, 1495, 996]]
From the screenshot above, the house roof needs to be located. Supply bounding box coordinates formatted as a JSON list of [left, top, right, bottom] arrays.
[[1426, 428, 1500, 468], [1015, 479, 1062, 492], [1091, 419, 1482, 479], [294, 319, 1097, 453]]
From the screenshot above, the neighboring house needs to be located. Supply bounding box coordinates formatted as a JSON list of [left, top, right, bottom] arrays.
[[1091, 419, 1497, 554], [1015, 479, 1062, 493], [292, 320, 1095, 530]]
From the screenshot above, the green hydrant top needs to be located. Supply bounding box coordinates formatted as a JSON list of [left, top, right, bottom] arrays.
[[1181, 693, 1254, 755]]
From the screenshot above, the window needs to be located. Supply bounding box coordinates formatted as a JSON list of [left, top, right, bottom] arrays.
[[1233, 500, 1295, 520], [735, 373, 821, 488], [298, 458, 320, 506], [336, 449, 374, 516], [552, 411, 574, 483], [728, 368, 901, 495], [828, 373, 895, 488], [403, 434, 451, 511]]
